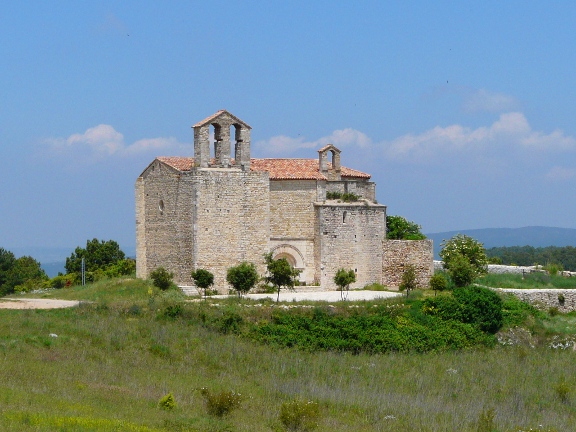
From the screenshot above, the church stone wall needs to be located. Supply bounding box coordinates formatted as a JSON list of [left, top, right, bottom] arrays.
[[269, 180, 319, 240], [192, 169, 269, 292], [135, 161, 194, 284], [382, 240, 434, 289], [315, 203, 386, 290]]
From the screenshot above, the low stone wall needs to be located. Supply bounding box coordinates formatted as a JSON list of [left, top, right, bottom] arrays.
[[383, 240, 434, 289], [496, 288, 576, 313], [434, 261, 576, 277]]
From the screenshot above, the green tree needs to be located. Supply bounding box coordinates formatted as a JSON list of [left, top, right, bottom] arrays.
[[0, 248, 16, 294], [191, 268, 215, 298], [334, 268, 356, 300], [446, 253, 476, 288], [264, 253, 300, 302], [2, 255, 47, 295], [429, 272, 448, 296], [439, 234, 488, 287], [226, 262, 259, 297], [399, 264, 417, 296], [150, 267, 174, 291], [65, 239, 126, 274], [386, 215, 426, 240]]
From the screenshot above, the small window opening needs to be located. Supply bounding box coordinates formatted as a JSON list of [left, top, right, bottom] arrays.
[[343, 211, 348, 224], [159, 200, 164, 214]]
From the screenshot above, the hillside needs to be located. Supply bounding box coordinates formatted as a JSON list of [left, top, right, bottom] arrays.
[[425, 226, 576, 258]]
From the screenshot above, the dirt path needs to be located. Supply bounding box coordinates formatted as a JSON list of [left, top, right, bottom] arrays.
[[0, 298, 81, 309]]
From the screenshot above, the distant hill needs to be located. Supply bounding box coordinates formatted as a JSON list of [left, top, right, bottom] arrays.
[[425, 226, 576, 259]]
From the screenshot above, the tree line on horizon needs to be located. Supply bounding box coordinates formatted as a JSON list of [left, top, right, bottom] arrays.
[[486, 245, 576, 271]]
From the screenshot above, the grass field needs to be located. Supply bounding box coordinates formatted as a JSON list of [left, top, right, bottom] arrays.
[[477, 272, 576, 289], [1, 278, 576, 431]]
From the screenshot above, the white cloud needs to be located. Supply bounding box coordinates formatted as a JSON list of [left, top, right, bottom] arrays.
[[385, 112, 576, 161], [42, 125, 189, 162], [256, 128, 371, 155], [546, 166, 576, 182], [461, 89, 519, 113]]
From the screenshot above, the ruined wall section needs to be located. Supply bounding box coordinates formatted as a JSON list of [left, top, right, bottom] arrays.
[[315, 203, 386, 290], [325, 180, 376, 201], [382, 240, 434, 289], [135, 161, 194, 284], [192, 169, 269, 292]]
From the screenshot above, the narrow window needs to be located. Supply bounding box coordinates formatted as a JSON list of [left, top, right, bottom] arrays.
[[343, 211, 348, 224]]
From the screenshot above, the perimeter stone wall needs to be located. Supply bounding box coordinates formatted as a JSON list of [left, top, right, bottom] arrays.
[[382, 240, 434, 289], [495, 288, 576, 313]]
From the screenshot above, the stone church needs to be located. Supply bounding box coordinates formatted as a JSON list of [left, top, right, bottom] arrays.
[[136, 110, 432, 292]]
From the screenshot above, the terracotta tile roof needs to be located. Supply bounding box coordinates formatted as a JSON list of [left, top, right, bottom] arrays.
[[156, 157, 371, 180], [157, 156, 195, 171], [192, 110, 251, 129]]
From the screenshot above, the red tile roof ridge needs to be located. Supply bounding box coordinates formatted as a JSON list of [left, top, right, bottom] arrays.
[[155, 156, 370, 180]]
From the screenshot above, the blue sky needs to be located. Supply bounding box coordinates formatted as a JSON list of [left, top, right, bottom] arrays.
[[2, 1, 575, 261]]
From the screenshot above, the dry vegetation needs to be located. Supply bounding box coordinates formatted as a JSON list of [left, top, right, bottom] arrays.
[[1, 278, 575, 431]]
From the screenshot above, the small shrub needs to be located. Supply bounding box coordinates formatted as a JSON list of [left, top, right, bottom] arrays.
[[126, 303, 142, 316], [199, 388, 242, 417], [334, 268, 356, 300], [429, 273, 448, 295], [158, 393, 177, 410], [226, 262, 259, 297], [191, 268, 214, 298], [399, 265, 417, 296], [363, 282, 387, 291], [161, 304, 183, 320], [549, 307, 560, 317], [554, 381, 570, 403], [149, 344, 171, 358], [545, 262, 563, 276], [150, 267, 174, 291], [476, 408, 496, 432], [447, 254, 476, 287], [279, 399, 320, 431]]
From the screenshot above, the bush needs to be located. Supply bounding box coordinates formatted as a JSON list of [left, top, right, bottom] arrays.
[[452, 286, 503, 334], [447, 254, 476, 288], [334, 268, 356, 300], [386, 215, 426, 240], [422, 286, 504, 334], [554, 381, 570, 403], [429, 273, 448, 295], [226, 262, 259, 297], [279, 399, 320, 431], [440, 234, 488, 285], [399, 265, 417, 296], [191, 268, 214, 297], [199, 388, 242, 417], [158, 393, 177, 410], [150, 267, 174, 291]]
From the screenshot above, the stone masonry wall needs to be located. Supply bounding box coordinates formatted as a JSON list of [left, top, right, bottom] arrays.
[[382, 240, 434, 289], [495, 288, 576, 313], [269, 180, 319, 240], [192, 168, 270, 293], [316, 203, 386, 290], [136, 161, 194, 284]]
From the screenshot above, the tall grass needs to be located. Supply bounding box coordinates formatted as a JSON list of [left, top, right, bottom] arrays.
[[0, 279, 575, 430]]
